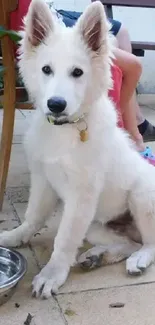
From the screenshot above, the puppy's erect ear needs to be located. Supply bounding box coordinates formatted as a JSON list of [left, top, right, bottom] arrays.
[[75, 1, 110, 52], [25, 0, 53, 46]]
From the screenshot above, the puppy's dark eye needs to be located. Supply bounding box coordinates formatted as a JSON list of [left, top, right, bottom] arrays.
[[71, 68, 83, 78], [42, 65, 52, 75]]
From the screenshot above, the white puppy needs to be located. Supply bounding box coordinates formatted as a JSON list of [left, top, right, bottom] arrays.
[[1, 0, 155, 299]]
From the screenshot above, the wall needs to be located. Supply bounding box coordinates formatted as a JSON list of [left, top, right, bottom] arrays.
[[47, 0, 155, 94]]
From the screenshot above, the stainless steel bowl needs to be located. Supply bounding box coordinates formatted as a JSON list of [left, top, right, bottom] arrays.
[[0, 247, 27, 305]]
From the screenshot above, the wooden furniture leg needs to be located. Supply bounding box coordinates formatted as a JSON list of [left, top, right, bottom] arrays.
[[0, 36, 16, 210]]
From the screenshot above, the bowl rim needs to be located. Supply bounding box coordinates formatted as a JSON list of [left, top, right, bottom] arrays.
[[0, 246, 27, 290]]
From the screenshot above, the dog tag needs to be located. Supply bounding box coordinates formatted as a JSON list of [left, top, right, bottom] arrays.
[[80, 129, 88, 142]]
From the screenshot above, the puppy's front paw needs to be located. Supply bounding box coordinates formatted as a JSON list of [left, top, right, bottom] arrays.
[[126, 247, 155, 275], [32, 259, 70, 299]]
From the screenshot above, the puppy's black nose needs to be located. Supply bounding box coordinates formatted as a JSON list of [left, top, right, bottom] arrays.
[[47, 96, 67, 113]]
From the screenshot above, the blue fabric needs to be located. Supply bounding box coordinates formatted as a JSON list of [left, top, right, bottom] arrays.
[[140, 146, 155, 159], [57, 9, 121, 36]]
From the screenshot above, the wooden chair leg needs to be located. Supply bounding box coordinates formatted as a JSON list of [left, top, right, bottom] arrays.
[[0, 36, 16, 210]]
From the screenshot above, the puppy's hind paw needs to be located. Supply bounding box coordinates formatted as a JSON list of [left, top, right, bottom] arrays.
[[0, 230, 22, 247], [78, 246, 107, 271]]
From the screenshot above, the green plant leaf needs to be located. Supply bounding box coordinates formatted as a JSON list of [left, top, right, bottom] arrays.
[[0, 26, 22, 42], [7, 30, 22, 42]]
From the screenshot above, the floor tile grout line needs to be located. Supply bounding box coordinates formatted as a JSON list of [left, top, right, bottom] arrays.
[[5, 189, 43, 271], [11, 197, 42, 271], [19, 109, 27, 118], [6, 186, 29, 189], [57, 279, 155, 296], [53, 295, 69, 325], [4, 196, 41, 271], [6, 196, 22, 225]]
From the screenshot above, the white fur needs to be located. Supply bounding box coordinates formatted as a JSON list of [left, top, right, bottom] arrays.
[[1, 0, 155, 298]]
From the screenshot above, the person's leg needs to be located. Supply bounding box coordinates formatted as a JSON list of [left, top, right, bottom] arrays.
[[116, 23, 155, 141], [116, 25, 145, 124], [114, 46, 155, 163], [116, 24, 132, 53], [109, 20, 145, 124], [114, 48, 144, 151]]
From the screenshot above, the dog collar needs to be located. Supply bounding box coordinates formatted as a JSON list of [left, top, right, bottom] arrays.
[[47, 113, 86, 125], [47, 113, 88, 142]]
